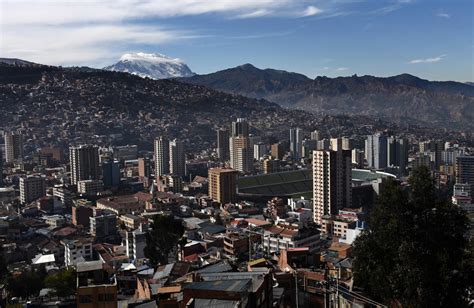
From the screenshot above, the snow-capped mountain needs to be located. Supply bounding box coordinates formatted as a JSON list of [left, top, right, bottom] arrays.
[[104, 52, 194, 79]]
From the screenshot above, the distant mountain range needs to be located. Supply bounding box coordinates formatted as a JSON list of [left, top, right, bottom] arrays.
[[104, 52, 194, 79], [181, 64, 474, 130]]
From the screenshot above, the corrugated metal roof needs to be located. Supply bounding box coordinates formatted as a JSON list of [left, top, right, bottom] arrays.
[[185, 279, 251, 292]]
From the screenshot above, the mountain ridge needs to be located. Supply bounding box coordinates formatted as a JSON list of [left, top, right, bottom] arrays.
[[180, 64, 474, 131]]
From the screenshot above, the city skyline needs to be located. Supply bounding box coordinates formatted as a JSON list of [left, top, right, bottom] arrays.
[[1, 0, 472, 82]]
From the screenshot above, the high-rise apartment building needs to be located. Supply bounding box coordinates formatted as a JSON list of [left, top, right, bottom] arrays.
[[290, 128, 303, 159], [217, 128, 230, 161], [330, 137, 353, 151], [419, 140, 444, 170], [20, 175, 46, 204], [102, 160, 120, 188], [69, 145, 100, 185], [4, 131, 24, 163], [311, 130, 322, 141], [387, 137, 409, 175], [365, 133, 388, 170], [271, 143, 283, 160], [456, 156, 474, 191], [351, 149, 364, 168], [138, 157, 152, 178], [0, 148, 3, 187], [154, 137, 170, 178], [208, 168, 238, 204], [231, 118, 249, 137], [312, 145, 352, 225], [230, 136, 253, 173], [253, 142, 267, 161], [169, 139, 185, 177]]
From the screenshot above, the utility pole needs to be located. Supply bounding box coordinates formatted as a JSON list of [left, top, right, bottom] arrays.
[[294, 271, 299, 308]]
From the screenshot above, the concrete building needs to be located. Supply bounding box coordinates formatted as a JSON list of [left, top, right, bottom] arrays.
[[420, 140, 444, 170], [456, 156, 474, 191], [263, 158, 279, 174], [311, 130, 322, 141], [72, 205, 94, 228], [120, 214, 143, 230], [77, 180, 104, 197], [154, 136, 170, 177], [253, 142, 267, 161], [290, 127, 303, 159], [230, 136, 253, 173], [208, 168, 238, 204], [124, 230, 146, 261], [231, 118, 249, 137], [112, 145, 138, 161], [158, 174, 183, 193], [76, 260, 117, 308], [271, 143, 283, 160], [331, 137, 353, 151], [412, 153, 432, 170], [365, 133, 388, 170], [20, 175, 46, 204], [63, 238, 93, 266], [53, 185, 74, 208], [387, 137, 409, 175], [312, 145, 352, 225], [169, 139, 185, 177], [138, 157, 152, 178], [102, 160, 120, 188], [263, 224, 321, 254], [4, 131, 24, 163], [45, 215, 66, 228], [69, 145, 100, 185], [317, 139, 331, 151], [96, 195, 145, 216], [90, 213, 117, 238], [452, 183, 471, 206], [217, 128, 230, 161], [351, 149, 364, 168], [0, 148, 3, 187]]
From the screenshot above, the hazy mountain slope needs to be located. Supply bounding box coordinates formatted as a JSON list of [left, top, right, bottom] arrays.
[[182, 65, 474, 130]]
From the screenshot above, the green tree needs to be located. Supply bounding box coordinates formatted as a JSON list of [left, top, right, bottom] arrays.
[[353, 166, 473, 307], [0, 245, 7, 282], [144, 215, 185, 266], [44, 268, 77, 299], [6, 270, 43, 299]]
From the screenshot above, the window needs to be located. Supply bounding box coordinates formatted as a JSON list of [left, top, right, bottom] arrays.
[[79, 295, 92, 303]]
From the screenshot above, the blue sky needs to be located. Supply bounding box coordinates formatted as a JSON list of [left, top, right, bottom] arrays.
[[1, 0, 472, 81]]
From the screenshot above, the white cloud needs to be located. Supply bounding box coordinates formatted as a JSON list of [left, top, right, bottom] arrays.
[[436, 12, 451, 19], [237, 9, 272, 19], [0, 0, 415, 66], [336, 67, 349, 71], [301, 6, 323, 17], [2, 24, 192, 66], [409, 54, 446, 64]]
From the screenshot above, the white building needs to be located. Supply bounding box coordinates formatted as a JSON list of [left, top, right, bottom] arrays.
[[124, 230, 146, 262], [45, 215, 66, 228], [62, 238, 93, 267], [77, 179, 104, 197], [262, 224, 321, 254]]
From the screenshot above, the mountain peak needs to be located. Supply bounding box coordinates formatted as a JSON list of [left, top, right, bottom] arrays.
[[238, 63, 258, 70], [104, 52, 194, 79], [120, 52, 183, 64]]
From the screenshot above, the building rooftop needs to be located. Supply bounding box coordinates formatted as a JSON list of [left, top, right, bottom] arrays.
[[185, 279, 251, 293], [76, 260, 104, 273]]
